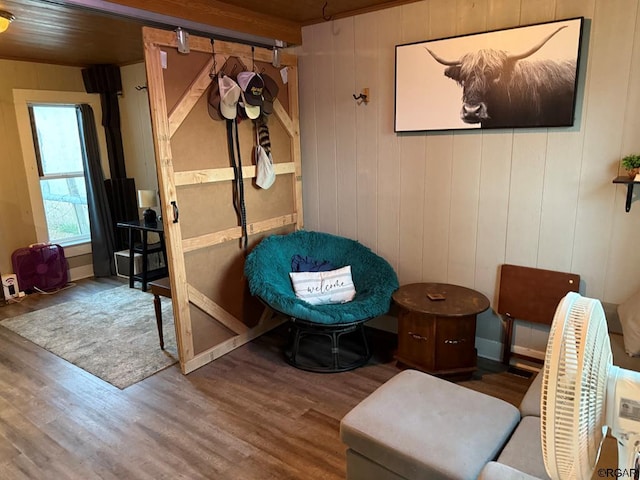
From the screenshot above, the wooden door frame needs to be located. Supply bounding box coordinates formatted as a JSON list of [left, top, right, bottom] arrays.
[[143, 27, 303, 373]]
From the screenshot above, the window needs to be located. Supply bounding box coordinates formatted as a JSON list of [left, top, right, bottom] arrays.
[[28, 104, 90, 245]]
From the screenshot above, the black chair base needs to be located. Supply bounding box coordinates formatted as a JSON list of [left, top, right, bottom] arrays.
[[284, 318, 372, 373]]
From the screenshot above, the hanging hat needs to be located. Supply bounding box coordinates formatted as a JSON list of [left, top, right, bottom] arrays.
[[255, 145, 275, 189], [207, 77, 223, 121], [239, 99, 260, 120], [237, 71, 264, 119], [261, 73, 279, 116], [237, 72, 264, 105], [207, 56, 248, 121], [220, 56, 247, 80], [218, 75, 241, 120]]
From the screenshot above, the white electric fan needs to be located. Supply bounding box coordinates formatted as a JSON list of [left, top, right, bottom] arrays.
[[541, 291, 640, 479]]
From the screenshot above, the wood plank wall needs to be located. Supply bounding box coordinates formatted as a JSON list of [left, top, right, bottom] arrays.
[[120, 63, 158, 195], [298, 0, 640, 360]]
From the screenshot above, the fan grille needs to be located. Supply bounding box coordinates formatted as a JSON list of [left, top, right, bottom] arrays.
[[541, 292, 611, 480], [11, 244, 68, 292]]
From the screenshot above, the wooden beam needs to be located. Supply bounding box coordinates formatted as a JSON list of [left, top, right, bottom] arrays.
[[109, 0, 302, 45], [182, 214, 297, 253], [168, 57, 216, 138], [143, 29, 195, 369], [182, 313, 286, 374], [174, 162, 296, 186], [210, 41, 297, 67], [187, 284, 249, 335], [273, 100, 296, 139]]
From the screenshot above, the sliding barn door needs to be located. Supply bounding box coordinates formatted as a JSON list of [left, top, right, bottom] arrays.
[[143, 27, 303, 373]]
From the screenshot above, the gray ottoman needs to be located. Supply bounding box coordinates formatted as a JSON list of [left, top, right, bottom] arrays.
[[340, 370, 521, 480]]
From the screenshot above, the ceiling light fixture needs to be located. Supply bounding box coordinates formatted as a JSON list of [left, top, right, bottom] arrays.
[[0, 10, 15, 33]]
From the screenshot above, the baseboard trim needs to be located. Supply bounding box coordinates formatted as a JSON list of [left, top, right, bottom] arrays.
[[365, 315, 397, 333], [511, 345, 545, 361], [475, 337, 502, 362], [69, 264, 94, 282]]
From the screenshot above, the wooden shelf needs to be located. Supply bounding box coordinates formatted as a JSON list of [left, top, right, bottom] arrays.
[[613, 176, 640, 212], [117, 220, 167, 292], [132, 267, 168, 284], [133, 242, 164, 255]]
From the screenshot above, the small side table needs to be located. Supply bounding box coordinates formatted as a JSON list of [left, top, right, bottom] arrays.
[[393, 283, 490, 377], [148, 277, 172, 350], [116, 219, 168, 292]]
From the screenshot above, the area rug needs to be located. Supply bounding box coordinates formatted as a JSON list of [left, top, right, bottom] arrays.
[[0, 285, 178, 389]]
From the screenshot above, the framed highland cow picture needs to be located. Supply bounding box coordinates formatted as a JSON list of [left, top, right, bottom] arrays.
[[394, 17, 584, 132]]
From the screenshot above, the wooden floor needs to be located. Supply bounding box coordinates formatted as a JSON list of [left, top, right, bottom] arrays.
[[0, 278, 533, 479]]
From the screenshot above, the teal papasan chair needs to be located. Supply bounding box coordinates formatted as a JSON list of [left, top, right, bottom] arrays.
[[244, 230, 399, 372]]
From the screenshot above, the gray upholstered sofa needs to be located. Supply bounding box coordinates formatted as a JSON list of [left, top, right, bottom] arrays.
[[340, 369, 548, 480]]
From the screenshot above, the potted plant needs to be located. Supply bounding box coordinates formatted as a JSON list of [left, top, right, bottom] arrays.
[[622, 154, 640, 178]]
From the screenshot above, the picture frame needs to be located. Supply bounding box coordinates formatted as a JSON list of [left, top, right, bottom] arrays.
[[394, 17, 584, 132]]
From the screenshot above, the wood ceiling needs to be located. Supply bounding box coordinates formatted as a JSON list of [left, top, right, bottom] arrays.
[[0, 0, 146, 66], [218, 0, 406, 24], [0, 0, 417, 67]]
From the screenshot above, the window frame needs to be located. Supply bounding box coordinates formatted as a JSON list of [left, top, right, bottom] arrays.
[[29, 103, 91, 246], [13, 90, 109, 254]]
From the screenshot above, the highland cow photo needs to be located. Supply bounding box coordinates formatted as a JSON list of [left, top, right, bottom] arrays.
[[395, 17, 584, 132]]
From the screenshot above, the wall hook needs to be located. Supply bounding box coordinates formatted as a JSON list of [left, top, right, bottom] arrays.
[[135, 85, 147, 91], [353, 88, 369, 104], [322, 1, 333, 21]]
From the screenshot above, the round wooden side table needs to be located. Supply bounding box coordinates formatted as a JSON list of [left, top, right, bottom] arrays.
[[392, 283, 490, 377]]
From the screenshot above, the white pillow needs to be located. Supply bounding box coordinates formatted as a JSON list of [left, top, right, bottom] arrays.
[[289, 266, 356, 306]]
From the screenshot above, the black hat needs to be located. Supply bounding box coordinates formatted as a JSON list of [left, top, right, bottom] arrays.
[[237, 71, 264, 106]]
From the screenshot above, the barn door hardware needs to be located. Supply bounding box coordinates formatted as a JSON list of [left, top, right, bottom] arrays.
[[272, 40, 284, 68], [175, 27, 189, 54], [171, 201, 179, 223], [209, 39, 218, 79]]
